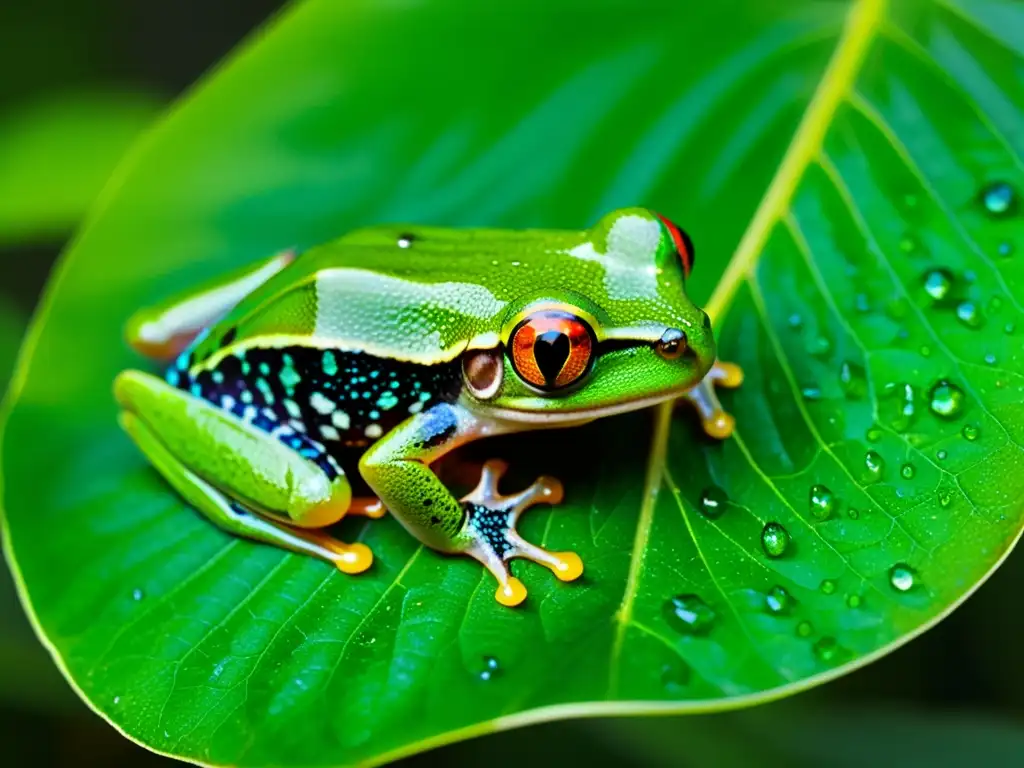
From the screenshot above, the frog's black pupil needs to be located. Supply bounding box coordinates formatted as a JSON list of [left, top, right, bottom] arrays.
[[534, 330, 570, 384]]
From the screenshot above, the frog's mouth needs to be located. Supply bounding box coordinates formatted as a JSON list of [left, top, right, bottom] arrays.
[[476, 387, 689, 427]]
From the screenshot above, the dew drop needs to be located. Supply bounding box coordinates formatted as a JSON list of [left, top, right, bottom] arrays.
[[928, 379, 965, 419], [396, 233, 415, 249], [478, 655, 501, 681], [984, 353, 997, 365], [765, 585, 791, 614], [839, 361, 867, 399], [801, 385, 822, 401], [788, 313, 803, 329], [997, 241, 1014, 258], [660, 662, 690, 690], [699, 486, 728, 519], [809, 484, 835, 520], [961, 423, 980, 441], [761, 523, 790, 558], [938, 490, 953, 508], [922, 268, 954, 301], [847, 507, 860, 520], [846, 593, 862, 609], [898, 233, 919, 254], [820, 579, 837, 595], [900, 463, 916, 479], [889, 563, 916, 592], [113, 695, 121, 705], [854, 293, 871, 313], [936, 449, 948, 461], [132, 588, 145, 601], [956, 301, 984, 328], [864, 450, 885, 482], [665, 594, 716, 635], [796, 620, 813, 638], [980, 181, 1017, 217], [809, 336, 832, 357], [813, 636, 841, 663], [865, 426, 882, 443], [1005, 322, 1016, 335], [883, 382, 917, 432]]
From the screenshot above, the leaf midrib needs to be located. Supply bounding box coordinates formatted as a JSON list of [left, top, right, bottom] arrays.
[[608, 0, 887, 689]]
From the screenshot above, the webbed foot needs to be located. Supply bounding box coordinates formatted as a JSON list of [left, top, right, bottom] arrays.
[[459, 459, 583, 607], [681, 360, 743, 439]]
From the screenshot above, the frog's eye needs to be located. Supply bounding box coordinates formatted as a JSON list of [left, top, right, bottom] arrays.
[[509, 311, 595, 391], [654, 213, 695, 279]]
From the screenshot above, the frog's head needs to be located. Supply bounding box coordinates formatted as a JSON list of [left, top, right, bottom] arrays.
[[463, 208, 717, 424]]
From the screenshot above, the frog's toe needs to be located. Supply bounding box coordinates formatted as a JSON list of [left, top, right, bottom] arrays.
[[710, 360, 744, 388], [327, 540, 374, 574], [681, 359, 742, 440], [460, 459, 582, 606]]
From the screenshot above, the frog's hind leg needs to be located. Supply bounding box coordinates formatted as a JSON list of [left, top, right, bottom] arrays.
[[680, 360, 744, 439], [115, 370, 372, 573], [460, 460, 583, 607], [126, 249, 295, 361]]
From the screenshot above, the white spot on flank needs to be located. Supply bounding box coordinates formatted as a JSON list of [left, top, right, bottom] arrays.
[[220, 395, 236, 410], [319, 425, 341, 441], [365, 424, 383, 439], [262, 408, 278, 422], [289, 419, 307, 433], [310, 392, 336, 414], [284, 399, 302, 419], [408, 400, 424, 414], [331, 411, 350, 431]]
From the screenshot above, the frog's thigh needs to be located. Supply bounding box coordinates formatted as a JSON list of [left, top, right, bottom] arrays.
[[115, 370, 356, 530], [126, 249, 295, 361], [119, 412, 370, 572]]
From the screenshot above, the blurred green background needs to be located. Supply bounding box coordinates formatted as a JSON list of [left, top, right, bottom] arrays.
[[1, 1, 1023, 766]]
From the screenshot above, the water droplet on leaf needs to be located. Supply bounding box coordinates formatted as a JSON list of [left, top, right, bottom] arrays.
[[839, 361, 867, 399], [765, 585, 791, 614], [864, 450, 885, 482], [846, 593, 862, 609], [820, 579, 837, 595], [479, 655, 501, 681], [889, 564, 916, 592], [699, 486, 728, 519], [997, 241, 1014, 257], [665, 594, 716, 635], [796, 620, 813, 638], [809, 484, 835, 520], [928, 380, 964, 419], [813, 636, 841, 663], [980, 181, 1017, 217], [922, 268, 954, 301], [961, 423, 980, 441], [900, 463, 916, 479], [132, 588, 144, 601], [761, 523, 790, 558], [956, 301, 984, 328]]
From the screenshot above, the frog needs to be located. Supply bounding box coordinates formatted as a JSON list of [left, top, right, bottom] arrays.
[[114, 207, 742, 607]]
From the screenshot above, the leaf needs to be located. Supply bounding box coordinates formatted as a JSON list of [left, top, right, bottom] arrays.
[[2, 0, 1023, 765], [0, 90, 160, 244]]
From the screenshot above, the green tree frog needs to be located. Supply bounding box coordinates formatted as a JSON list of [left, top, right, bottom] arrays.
[[115, 208, 742, 607]]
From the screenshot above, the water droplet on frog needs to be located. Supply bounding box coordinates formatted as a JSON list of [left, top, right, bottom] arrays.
[[846, 593, 862, 609], [813, 636, 841, 663], [928, 379, 965, 419], [922, 268, 954, 301], [765, 585, 791, 614], [900, 463, 916, 479], [997, 241, 1014, 258], [396, 233, 415, 249], [809, 484, 835, 520], [478, 655, 501, 681], [820, 579, 837, 595], [132, 588, 144, 601], [839, 361, 867, 399], [889, 563, 916, 592], [956, 300, 984, 328], [864, 450, 885, 482], [961, 423, 980, 441], [980, 181, 1017, 217], [665, 594, 716, 634], [796, 620, 813, 638], [699, 486, 728, 519], [761, 522, 790, 558]]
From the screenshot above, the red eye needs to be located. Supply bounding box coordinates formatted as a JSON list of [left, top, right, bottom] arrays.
[[654, 213, 695, 279], [509, 311, 594, 391]]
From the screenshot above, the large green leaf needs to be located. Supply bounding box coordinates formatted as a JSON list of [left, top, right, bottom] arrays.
[[3, 0, 1023, 764], [0, 90, 160, 244]]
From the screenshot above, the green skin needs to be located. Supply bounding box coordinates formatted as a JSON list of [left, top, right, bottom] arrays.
[[115, 207, 741, 606]]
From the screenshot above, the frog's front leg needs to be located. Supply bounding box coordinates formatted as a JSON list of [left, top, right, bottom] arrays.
[[115, 370, 372, 573], [680, 360, 744, 439], [359, 403, 582, 607]]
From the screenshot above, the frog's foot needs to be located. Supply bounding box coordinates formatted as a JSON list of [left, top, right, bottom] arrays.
[[459, 459, 583, 607], [680, 360, 744, 439]]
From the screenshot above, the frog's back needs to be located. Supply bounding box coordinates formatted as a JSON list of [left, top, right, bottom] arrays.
[[187, 222, 600, 369]]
